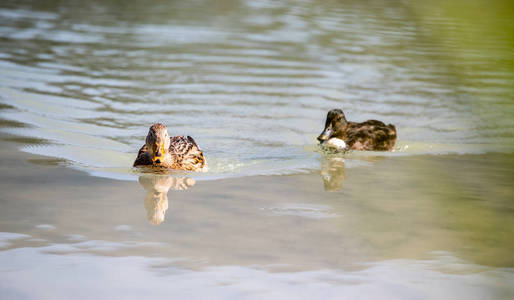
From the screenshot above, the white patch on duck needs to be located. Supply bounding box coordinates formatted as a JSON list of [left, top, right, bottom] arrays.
[[322, 138, 347, 150]]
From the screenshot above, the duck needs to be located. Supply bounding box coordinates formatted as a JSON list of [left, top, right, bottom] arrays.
[[133, 123, 207, 172], [317, 109, 397, 151]]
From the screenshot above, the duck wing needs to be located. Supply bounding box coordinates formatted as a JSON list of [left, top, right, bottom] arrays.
[[133, 144, 152, 166], [169, 136, 207, 171], [346, 120, 397, 151]]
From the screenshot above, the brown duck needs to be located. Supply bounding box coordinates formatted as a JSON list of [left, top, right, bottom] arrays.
[[134, 123, 207, 171], [317, 109, 397, 151]]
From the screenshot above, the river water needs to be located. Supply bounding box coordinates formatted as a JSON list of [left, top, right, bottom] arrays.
[[0, 0, 513, 299]]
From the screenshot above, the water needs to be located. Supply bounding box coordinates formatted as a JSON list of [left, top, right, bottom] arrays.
[[1, 0, 512, 180], [0, 0, 513, 299]]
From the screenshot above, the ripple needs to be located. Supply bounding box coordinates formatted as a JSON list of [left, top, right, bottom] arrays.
[[0, 243, 511, 299], [263, 203, 338, 219], [0, 0, 512, 181]]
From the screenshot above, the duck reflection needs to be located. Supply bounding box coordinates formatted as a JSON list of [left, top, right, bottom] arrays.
[[320, 157, 346, 191], [138, 175, 195, 225]]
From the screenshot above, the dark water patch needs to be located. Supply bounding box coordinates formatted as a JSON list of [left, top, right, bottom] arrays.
[[27, 157, 68, 166], [0, 118, 26, 128], [0, 103, 15, 110], [0, 134, 49, 145]]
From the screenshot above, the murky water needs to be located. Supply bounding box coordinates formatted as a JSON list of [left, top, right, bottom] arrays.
[[0, 0, 513, 299]]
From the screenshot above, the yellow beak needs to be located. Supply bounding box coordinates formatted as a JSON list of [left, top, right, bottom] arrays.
[[152, 143, 165, 162]]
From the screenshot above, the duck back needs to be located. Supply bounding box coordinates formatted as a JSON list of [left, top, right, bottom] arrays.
[[169, 136, 207, 171], [345, 120, 397, 151]]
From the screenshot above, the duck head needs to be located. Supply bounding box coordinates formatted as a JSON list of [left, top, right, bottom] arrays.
[[317, 109, 348, 143], [145, 123, 171, 164]]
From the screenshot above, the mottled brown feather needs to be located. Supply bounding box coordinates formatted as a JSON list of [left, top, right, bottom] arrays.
[[133, 144, 152, 166], [133, 124, 207, 171], [345, 120, 397, 151], [318, 109, 397, 151], [168, 136, 206, 171]]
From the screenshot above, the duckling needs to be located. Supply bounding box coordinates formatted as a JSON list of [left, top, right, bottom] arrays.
[[133, 123, 207, 171], [317, 109, 397, 151]]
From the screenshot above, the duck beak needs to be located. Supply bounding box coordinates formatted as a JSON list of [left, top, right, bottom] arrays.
[[317, 125, 333, 142], [153, 142, 164, 162]]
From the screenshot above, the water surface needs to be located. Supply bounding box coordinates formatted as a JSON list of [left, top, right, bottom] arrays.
[[1, 0, 512, 180], [0, 0, 513, 299]]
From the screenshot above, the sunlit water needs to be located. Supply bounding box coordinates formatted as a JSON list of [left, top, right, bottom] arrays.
[[1, 0, 512, 180], [0, 0, 513, 299], [1, 239, 511, 299]]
